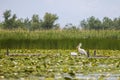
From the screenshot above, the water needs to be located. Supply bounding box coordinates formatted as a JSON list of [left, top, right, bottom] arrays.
[[54, 73, 120, 80], [2, 73, 119, 80]]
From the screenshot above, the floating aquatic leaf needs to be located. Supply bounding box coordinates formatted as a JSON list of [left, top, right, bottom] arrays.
[[0, 49, 120, 79]]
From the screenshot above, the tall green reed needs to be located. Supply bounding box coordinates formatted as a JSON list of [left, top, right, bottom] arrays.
[[0, 29, 120, 49]]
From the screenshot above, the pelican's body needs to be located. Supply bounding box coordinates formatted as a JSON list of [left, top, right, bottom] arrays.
[[77, 43, 87, 56]]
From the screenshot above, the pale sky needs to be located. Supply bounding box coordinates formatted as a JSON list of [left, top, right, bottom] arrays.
[[0, 0, 120, 27]]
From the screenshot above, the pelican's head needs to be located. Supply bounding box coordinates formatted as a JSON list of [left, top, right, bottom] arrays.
[[76, 43, 82, 48]]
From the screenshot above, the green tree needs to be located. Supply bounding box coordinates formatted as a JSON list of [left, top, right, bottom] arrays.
[[31, 14, 41, 30], [63, 23, 78, 30], [3, 10, 11, 20], [0, 22, 3, 29], [52, 24, 60, 30], [87, 16, 102, 30], [113, 17, 120, 30], [42, 12, 58, 29], [102, 17, 113, 30], [80, 19, 89, 30], [15, 18, 24, 29], [116, 17, 120, 29], [3, 10, 11, 29], [10, 14, 17, 28], [23, 18, 31, 30], [3, 10, 18, 29]]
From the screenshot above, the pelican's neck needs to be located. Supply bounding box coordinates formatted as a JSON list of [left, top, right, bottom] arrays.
[[77, 46, 81, 50]]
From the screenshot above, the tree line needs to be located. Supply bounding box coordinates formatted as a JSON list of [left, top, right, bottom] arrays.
[[0, 10, 120, 30], [80, 16, 120, 30], [0, 10, 59, 30]]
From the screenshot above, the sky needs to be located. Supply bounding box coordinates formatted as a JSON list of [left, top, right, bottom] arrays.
[[0, 0, 120, 27]]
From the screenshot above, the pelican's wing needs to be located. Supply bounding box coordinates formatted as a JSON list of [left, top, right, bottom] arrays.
[[80, 49, 87, 55]]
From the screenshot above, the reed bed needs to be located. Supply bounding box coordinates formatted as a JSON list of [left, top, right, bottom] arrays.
[[0, 29, 120, 49]]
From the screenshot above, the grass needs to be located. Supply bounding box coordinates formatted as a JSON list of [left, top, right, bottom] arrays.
[[0, 29, 120, 49]]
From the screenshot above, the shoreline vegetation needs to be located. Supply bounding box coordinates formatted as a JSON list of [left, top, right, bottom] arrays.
[[0, 29, 120, 49]]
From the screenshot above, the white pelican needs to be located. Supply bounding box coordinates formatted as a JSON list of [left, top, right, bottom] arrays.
[[77, 43, 88, 56], [70, 52, 77, 56]]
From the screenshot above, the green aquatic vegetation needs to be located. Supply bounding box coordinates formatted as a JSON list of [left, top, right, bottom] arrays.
[[0, 30, 120, 49], [0, 49, 120, 79]]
